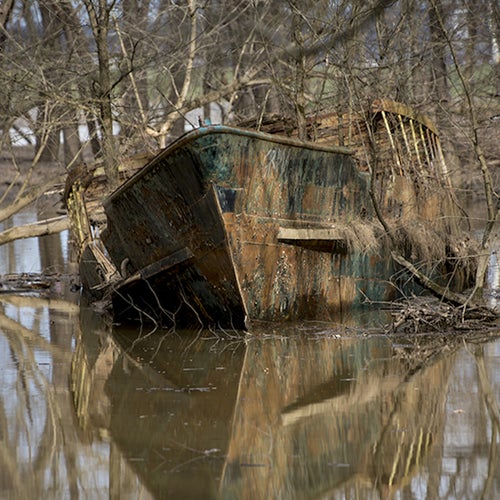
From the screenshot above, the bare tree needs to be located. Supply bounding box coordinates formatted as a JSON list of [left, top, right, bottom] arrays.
[[0, 0, 497, 318]]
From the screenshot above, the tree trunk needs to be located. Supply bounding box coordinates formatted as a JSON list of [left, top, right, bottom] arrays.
[[83, 0, 119, 187], [490, 0, 500, 96], [38, 128, 60, 163], [428, 0, 449, 105]]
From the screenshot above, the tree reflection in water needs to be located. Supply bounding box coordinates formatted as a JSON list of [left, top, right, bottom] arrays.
[[0, 296, 153, 499], [68, 314, 500, 499]]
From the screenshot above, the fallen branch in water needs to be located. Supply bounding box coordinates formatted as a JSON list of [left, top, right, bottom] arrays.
[[0, 175, 63, 222], [391, 251, 497, 317], [0, 272, 75, 293], [0, 215, 70, 246]]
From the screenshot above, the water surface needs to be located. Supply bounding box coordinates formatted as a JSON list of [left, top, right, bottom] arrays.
[[0, 214, 499, 499]]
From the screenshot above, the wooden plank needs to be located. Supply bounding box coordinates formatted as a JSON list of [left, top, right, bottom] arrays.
[[277, 227, 348, 253], [409, 119, 424, 172], [372, 98, 439, 135], [381, 110, 403, 174], [419, 123, 432, 167], [118, 247, 195, 288], [397, 114, 413, 162], [277, 227, 344, 242]]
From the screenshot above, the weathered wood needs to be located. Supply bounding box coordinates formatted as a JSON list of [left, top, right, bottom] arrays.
[[277, 227, 344, 242], [277, 227, 348, 252], [371, 98, 439, 135]]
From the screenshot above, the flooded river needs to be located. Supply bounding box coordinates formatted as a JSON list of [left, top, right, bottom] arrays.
[[0, 214, 499, 499]]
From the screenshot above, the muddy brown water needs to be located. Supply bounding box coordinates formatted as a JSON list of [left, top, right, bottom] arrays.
[[0, 211, 499, 499]]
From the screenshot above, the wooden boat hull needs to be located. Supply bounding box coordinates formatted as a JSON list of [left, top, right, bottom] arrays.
[[99, 126, 400, 328]]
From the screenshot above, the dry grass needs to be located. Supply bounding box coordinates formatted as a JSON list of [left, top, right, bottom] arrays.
[[334, 219, 383, 255], [389, 219, 479, 293], [394, 220, 448, 263], [324, 217, 478, 283]]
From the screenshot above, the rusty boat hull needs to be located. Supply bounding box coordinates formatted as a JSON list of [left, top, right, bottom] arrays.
[[91, 126, 397, 328], [68, 104, 475, 329]]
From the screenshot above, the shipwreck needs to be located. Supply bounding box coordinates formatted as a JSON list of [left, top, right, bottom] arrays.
[[66, 100, 475, 329]]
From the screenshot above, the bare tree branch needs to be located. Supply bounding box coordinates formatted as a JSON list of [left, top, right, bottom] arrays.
[[0, 215, 69, 246]]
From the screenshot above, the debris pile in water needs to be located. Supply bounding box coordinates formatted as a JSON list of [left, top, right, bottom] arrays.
[[389, 296, 498, 334]]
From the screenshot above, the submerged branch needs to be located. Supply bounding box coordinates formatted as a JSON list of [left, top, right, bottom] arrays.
[[391, 252, 499, 322], [389, 252, 499, 333]]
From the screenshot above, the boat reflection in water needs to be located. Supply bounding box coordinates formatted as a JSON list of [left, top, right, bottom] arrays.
[[72, 308, 245, 499], [70, 306, 494, 500], [221, 331, 449, 500]]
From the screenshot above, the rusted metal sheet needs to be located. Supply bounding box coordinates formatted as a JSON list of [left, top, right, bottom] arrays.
[[277, 227, 347, 252], [105, 176, 247, 328]]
